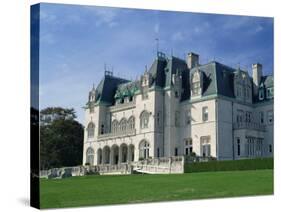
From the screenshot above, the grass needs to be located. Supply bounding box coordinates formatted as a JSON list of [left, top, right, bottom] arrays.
[[40, 169, 273, 209]]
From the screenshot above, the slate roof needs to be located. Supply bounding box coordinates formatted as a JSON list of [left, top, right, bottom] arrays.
[[254, 75, 274, 103], [95, 74, 129, 104], [91, 52, 273, 105], [261, 75, 273, 88]]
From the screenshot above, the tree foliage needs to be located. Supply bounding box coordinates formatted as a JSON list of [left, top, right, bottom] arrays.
[[40, 107, 77, 125], [40, 107, 84, 170]]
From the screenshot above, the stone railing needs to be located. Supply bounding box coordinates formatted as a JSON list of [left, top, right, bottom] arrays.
[[40, 166, 86, 179], [233, 122, 266, 132], [89, 164, 133, 175], [134, 156, 184, 174], [98, 128, 136, 140], [40, 157, 185, 179], [109, 100, 136, 112]]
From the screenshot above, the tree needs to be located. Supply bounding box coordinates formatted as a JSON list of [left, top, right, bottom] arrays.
[[40, 107, 84, 170], [40, 107, 77, 126]]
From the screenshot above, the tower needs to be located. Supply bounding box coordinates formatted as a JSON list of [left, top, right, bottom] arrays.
[[252, 63, 263, 97]]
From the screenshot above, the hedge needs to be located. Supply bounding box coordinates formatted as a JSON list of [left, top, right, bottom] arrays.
[[184, 157, 273, 173]]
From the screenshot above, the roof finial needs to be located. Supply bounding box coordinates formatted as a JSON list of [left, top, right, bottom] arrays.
[[155, 38, 159, 55]]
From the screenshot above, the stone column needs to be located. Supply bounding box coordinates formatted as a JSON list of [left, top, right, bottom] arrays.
[[118, 147, 122, 164], [128, 146, 131, 163], [134, 145, 139, 162], [110, 148, 114, 165], [102, 148, 105, 164]]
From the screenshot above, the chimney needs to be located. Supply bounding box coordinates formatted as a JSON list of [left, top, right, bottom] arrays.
[[252, 63, 263, 96], [187, 52, 199, 69]]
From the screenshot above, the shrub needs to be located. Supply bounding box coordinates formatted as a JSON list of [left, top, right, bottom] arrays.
[[184, 157, 273, 173]]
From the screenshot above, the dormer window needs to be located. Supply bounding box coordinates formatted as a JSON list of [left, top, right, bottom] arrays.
[[191, 69, 202, 97]]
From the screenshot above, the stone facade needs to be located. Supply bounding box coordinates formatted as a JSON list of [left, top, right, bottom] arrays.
[[83, 52, 274, 165]]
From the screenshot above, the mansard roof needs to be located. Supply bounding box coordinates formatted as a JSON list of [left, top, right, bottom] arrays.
[[95, 74, 129, 104], [91, 52, 273, 105], [189, 61, 237, 98]]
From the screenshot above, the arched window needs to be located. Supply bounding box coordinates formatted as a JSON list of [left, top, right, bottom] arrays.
[[112, 120, 119, 133], [86, 148, 94, 165], [87, 122, 95, 138], [139, 140, 150, 159], [120, 118, 127, 132], [140, 110, 149, 129], [127, 116, 135, 130]]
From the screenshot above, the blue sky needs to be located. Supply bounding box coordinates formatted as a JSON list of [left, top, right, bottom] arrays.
[[38, 3, 273, 124]]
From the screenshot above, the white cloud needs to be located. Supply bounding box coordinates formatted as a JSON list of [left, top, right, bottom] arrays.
[[255, 25, 264, 32], [40, 32, 56, 44], [171, 31, 184, 42], [40, 10, 57, 23], [83, 6, 120, 27]]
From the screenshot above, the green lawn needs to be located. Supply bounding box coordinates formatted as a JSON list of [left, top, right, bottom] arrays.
[[40, 169, 273, 209]]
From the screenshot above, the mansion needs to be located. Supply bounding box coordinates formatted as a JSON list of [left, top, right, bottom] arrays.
[[82, 52, 274, 166]]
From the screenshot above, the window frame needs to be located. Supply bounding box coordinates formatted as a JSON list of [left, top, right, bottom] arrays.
[[202, 106, 208, 122]]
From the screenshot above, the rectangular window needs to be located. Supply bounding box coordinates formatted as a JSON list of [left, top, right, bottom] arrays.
[[192, 81, 201, 96], [175, 111, 180, 127], [185, 138, 193, 155], [259, 111, 264, 124], [202, 144, 211, 157], [267, 88, 273, 99], [245, 111, 252, 123], [202, 107, 208, 122], [200, 136, 211, 157], [157, 111, 161, 127], [267, 111, 273, 124], [185, 109, 191, 125], [157, 148, 160, 157], [269, 144, 272, 153], [237, 138, 240, 156], [175, 148, 178, 156], [237, 110, 243, 124]]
